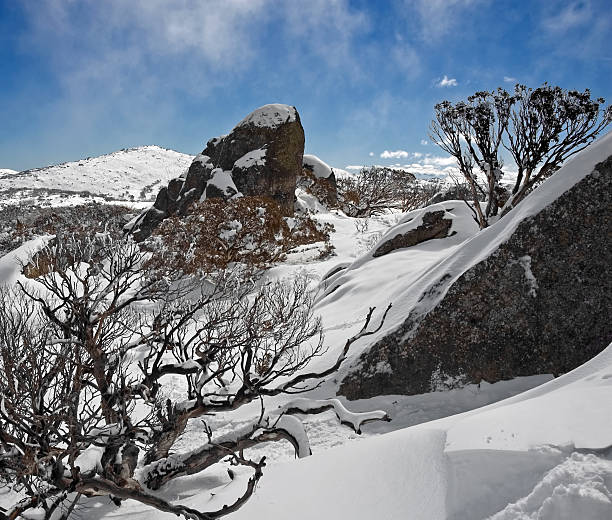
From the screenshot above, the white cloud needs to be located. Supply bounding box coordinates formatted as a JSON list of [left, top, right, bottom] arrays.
[[281, 0, 369, 71], [391, 43, 421, 78], [437, 75, 458, 87], [21, 0, 370, 95], [542, 1, 593, 33], [503, 76, 517, 83], [420, 139, 428, 146], [422, 155, 457, 167], [345, 165, 364, 170], [406, 0, 483, 42], [369, 152, 374, 157], [380, 150, 410, 159], [412, 152, 423, 158]]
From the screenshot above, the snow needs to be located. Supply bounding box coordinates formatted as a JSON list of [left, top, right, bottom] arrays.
[[205, 168, 240, 198], [489, 453, 612, 520], [0, 133, 610, 520], [234, 148, 267, 169], [236, 104, 297, 128], [0, 145, 193, 205], [231, 428, 448, 520], [303, 154, 333, 179], [0, 235, 53, 284], [0, 168, 18, 176], [511, 255, 538, 297], [74, 445, 105, 474]]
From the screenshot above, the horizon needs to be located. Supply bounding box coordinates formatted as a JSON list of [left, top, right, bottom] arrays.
[[1, 0, 611, 174]]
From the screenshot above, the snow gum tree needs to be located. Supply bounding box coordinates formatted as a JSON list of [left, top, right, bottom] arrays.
[[337, 166, 418, 217], [430, 84, 611, 228], [0, 234, 390, 520]]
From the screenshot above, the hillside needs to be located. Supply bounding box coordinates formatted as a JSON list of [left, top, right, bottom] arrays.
[[0, 146, 194, 206]]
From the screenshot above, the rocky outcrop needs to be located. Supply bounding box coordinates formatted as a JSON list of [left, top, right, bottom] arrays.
[[340, 153, 612, 399], [372, 210, 454, 258], [128, 104, 304, 241], [298, 154, 338, 208]]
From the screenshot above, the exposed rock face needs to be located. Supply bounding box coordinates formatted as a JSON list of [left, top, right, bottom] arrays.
[[340, 154, 612, 399], [128, 104, 304, 241], [373, 210, 454, 258]]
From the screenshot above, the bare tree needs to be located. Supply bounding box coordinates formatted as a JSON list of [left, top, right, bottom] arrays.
[[430, 89, 514, 229], [0, 235, 390, 519], [505, 84, 611, 210], [338, 166, 416, 217], [430, 85, 610, 228]]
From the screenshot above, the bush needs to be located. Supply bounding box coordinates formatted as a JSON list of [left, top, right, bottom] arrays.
[[337, 166, 418, 217], [145, 196, 334, 275], [0, 202, 133, 257], [430, 84, 611, 228], [0, 235, 390, 519]]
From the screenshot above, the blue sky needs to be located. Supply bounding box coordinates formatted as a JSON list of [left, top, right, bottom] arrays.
[[1, 0, 611, 173]]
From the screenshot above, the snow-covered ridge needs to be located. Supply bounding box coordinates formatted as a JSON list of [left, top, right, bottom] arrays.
[[0, 168, 18, 176], [228, 342, 612, 520], [0, 145, 194, 202], [236, 104, 297, 128], [318, 131, 612, 359]]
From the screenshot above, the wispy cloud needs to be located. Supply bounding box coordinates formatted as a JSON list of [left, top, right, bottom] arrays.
[[437, 75, 458, 87], [391, 42, 422, 78], [503, 76, 517, 83], [420, 139, 428, 145], [542, 1, 592, 32], [406, 0, 483, 42], [281, 0, 369, 72]]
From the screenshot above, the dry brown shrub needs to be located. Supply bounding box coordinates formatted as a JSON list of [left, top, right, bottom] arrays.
[[297, 167, 338, 208], [145, 196, 333, 275]]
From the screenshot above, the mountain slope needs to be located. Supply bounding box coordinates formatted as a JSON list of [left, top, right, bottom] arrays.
[[0, 146, 194, 204]]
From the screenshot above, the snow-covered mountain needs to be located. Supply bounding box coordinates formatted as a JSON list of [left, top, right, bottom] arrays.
[[0, 146, 194, 205]]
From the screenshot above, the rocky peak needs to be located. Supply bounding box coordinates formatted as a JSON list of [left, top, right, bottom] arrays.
[[127, 104, 305, 241]]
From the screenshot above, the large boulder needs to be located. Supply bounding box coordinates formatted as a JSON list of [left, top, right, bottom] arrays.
[[372, 209, 454, 258], [128, 104, 304, 241], [340, 142, 612, 399]]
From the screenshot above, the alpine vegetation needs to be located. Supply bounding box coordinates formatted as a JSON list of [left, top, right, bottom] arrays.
[[430, 84, 611, 228]]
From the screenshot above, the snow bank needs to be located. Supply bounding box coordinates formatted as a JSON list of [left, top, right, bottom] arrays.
[[231, 428, 447, 520], [303, 154, 333, 179], [489, 452, 612, 520], [236, 104, 297, 128], [0, 235, 53, 284]]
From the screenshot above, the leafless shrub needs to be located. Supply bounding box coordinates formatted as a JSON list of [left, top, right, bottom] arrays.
[[337, 166, 417, 217], [145, 196, 334, 276], [430, 84, 611, 228], [0, 235, 390, 519]]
